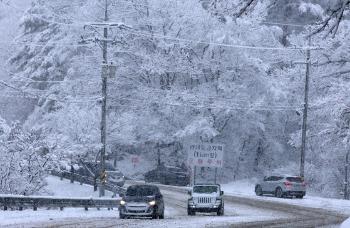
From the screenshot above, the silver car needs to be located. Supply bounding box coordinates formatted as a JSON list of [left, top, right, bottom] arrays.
[[255, 175, 306, 198]]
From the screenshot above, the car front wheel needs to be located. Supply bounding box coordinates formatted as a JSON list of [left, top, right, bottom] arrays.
[[187, 208, 195, 216], [159, 211, 164, 219], [217, 206, 224, 216], [119, 213, 126, 219], [255, 185, 263, 196]]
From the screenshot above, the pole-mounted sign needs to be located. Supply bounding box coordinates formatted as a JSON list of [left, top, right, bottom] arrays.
[[102, 63, 116, 79], [187, 143, 224, 168]]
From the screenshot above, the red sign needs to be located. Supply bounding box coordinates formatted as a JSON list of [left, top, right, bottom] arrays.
[[131, 156, 140, 168]]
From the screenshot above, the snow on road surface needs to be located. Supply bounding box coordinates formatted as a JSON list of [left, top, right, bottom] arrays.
[[221, 179, 350, 217], [0, 176, 291, 227], [340, 217, 350, 228], [0, 208, 117, 227], [0, 176, 118, 227]]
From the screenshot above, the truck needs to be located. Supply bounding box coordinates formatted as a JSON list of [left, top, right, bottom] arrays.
[[187, 184, 224, 216]]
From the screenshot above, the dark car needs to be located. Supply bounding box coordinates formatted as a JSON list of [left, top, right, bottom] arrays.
[[119, 185, 165, 219], [75, 161, 125, 187], [144, 165, 190, 186]]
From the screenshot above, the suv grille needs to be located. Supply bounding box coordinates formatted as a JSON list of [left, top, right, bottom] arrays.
[[197, 197, 213, 204]]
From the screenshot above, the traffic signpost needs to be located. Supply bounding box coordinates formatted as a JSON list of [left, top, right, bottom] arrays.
[[187, 143, 224, 185]]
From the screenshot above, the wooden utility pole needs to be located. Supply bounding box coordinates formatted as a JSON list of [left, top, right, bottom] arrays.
[[157, 143, 161, 167], [300, 36, 311, 178], [80, 0, 129, 197], [345, 151, 349, 200], [99, 0, 109, 197]]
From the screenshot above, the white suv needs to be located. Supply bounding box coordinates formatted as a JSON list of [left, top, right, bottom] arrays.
[[255, 175, 306, 198], [187, 184, 224, 216]]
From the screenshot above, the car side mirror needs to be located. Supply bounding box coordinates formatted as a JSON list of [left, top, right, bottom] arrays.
[[220, 191, 224, 196], [188, 190, 192, 195]]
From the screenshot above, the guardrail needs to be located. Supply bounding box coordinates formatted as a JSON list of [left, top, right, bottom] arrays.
[[0, 195, 120, 211], [50, 170, 126, 195]]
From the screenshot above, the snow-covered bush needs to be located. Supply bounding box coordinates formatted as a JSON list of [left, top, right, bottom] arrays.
[[0, 122, 51, 195]]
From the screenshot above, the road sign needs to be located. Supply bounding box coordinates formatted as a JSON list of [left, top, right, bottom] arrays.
[[102, 63, 117, 79], [187, 143, 224, 168], [131, 155, 140, 168]]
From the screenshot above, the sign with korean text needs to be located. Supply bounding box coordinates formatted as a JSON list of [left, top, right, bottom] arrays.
[[187, 143, 224, 168]]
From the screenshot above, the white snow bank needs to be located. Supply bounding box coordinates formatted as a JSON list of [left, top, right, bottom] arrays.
[[221, 179, 350, 216], [221, 178, 257, 196], [0, 176, 119, 226], [0, 208, 117, 226], [341, 217, 350, 228], [43, 175, 115, 198]]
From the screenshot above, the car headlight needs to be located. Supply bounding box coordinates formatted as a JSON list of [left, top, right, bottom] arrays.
[[149, 200, 156, 206], [120, 200, 126, 206], [215, 198, 222, 204]]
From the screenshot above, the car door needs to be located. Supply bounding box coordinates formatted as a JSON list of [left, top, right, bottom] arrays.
[[261, 176, 272, 192], [268, 176, 280, 192]]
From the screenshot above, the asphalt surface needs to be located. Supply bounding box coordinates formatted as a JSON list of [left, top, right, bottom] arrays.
[[3, 180, 348, 227]]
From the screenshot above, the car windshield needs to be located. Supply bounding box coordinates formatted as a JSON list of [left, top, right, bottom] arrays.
[[126, 186, 157, 196], [286, 177, 303, 183], [193, 186, 218, 193], [107, 171, 123, 176]]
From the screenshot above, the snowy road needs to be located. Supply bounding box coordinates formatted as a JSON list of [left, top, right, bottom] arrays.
[[0, 178, 348, 227], [7, 191, 290, 228], [1, 182, 290, 228]]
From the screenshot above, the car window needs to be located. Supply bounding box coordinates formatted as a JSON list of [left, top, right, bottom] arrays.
[[286, 177, 303, 183], [274, 176, 283, 181], [264, 176, 273, 181], [167, 167, 182, 172], [193, 186, 218, 193], [106, 171, 123, 177], [268, 176, 283, 181], [126, 186, 157, 196]]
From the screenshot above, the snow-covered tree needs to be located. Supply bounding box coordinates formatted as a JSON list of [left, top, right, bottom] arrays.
[[0, 120, 51, 195], [4, 0, 349, 197]]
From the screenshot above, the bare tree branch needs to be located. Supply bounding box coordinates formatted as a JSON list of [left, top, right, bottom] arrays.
[[236, 0, 256, 18], [310, 0, 350, 37]]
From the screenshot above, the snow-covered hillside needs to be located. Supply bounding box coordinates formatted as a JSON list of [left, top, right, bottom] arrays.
[[0, 0, 349, 199]]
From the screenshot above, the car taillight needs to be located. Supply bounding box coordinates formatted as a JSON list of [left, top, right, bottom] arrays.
[[302, 181, 307, 187], [284, 181, 293, 187]]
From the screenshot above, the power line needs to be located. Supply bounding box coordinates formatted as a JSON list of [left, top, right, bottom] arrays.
[[0, 40, 92, 47], [261, 21, 308, 28], [111, 88, 302, 109], [0, 80, 100, 104], [126, 29, 322, 51], [109, 96, 302, 112]]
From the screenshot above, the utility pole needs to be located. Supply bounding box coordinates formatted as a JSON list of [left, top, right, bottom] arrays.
[[157, 142, 161, 167], [300, 35, 311, 178], [80, 0, 129, 197], [345, 151, 349, 200], [99, 0, 109, 197], [80, 1, 128, 197]]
